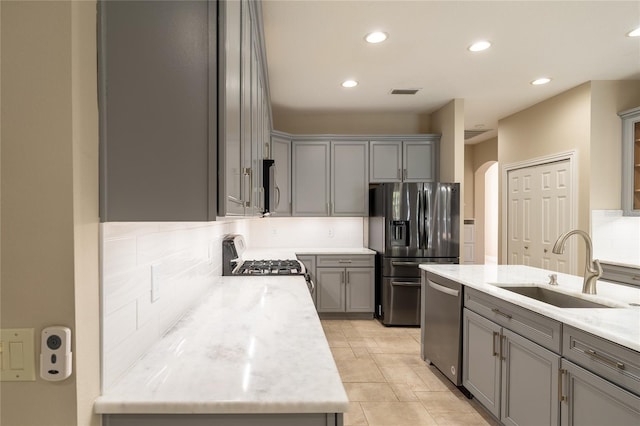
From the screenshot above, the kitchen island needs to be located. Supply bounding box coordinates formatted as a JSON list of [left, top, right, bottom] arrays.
[[420, 264, 640, 426], [95, 275, 348, 426]]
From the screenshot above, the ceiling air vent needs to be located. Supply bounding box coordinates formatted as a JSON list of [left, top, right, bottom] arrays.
[[464, 129, 491, 140], [390, 89, 420, 95]]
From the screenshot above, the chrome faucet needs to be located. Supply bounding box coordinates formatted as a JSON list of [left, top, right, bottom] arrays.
[[552, 230, 602, 294]]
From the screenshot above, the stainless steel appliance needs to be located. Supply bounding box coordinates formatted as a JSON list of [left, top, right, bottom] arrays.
[[222, 235, 313, 292], [368, 182, 460, 326], [421, 271, 464, 386]]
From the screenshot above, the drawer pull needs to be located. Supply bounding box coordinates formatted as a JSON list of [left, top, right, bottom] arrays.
[[632, 275, 640, 281], [492, 331, 499, 357], [338, 260, 353, 264], [585, 349, 625, 370], [491, 308, 512, 319]]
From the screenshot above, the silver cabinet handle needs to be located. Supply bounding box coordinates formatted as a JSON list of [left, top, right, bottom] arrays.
[[275, 186, 281, 210], [346, 271, 350, 284], [632, 275, 640, 281], [500, 334, 507, 361], [341, 271, 345, 284], [491, 308, 512, 319], [558, 369, 567, 402], [403, 168, 407, 180], [492, 331, 499, 357], [338, 260, 353, 264], [428, 281, 459, 297], [585, 349, 625, 370], [397, 169, 401, 179]]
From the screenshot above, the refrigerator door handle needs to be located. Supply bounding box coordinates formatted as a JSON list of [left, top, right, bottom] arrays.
[[391, 281, 421, 287], [417, 189, 424, 249], [391, 261, 420, 267]]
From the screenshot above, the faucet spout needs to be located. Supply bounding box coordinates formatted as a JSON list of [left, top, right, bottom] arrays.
[[552, 230, 602, 294]]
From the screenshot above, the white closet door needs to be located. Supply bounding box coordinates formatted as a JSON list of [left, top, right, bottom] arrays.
[[507, 160, 572, 273]]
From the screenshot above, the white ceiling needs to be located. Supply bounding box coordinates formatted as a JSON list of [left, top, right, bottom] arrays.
[[261, 0, 640, 143]]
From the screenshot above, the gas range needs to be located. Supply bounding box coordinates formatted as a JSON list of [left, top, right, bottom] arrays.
[[221, 235, 305, 276]]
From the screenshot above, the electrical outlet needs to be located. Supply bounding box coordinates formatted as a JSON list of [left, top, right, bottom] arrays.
[[328, 228, 335, 238]]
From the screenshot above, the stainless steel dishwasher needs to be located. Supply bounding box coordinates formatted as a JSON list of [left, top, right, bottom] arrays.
[[420, 270, 464, 386]]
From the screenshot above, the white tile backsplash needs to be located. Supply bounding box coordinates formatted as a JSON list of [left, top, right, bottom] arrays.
[[100, 216, 365, 391], [592, 210, 640, 266], [246, 216, 365, 248]]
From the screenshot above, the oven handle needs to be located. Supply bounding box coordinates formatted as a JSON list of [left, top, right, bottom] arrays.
[[391, 281, 421, 287], [428, 280, 459, 297]]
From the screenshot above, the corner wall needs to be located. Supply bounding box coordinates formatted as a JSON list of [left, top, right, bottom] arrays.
[[1, 2, 100, 424]]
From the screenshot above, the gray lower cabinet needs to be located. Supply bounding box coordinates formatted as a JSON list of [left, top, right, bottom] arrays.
[[297, 254, 317, 306], [314, 255, 374, 314], [560, 359, 640, 426], [463, 306, 560, 425]]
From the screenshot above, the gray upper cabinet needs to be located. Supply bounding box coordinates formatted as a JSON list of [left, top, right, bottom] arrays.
[[619, 106, 640, 216], [369, 141, 403, 182], [292, 141, 331, 216], [271, 133, 292, 216], [218, 0, 243, 216], [218, 0, 271, 217], [98, 0, 216, 221], [292, 140, 369, 217], [370, 138, 439, 183], [331, 141, 369, 216]]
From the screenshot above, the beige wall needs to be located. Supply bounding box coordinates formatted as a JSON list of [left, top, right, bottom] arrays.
[[464, 137, 498, 219], [590, 80, 640, 209], [272, 107, 431, 134], [1, 2, 100, 425], [498, 83, 592, 267], [464, 147, 475, 218]]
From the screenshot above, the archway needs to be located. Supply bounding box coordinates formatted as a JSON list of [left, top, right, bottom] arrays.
[[474, 161, 498, 264]]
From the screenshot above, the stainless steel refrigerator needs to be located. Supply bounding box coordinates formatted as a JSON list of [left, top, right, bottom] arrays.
[[368, 182, 460, 326]]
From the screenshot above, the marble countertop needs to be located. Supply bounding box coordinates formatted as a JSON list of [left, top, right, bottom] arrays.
[[420, 264, 640, 352], [94, 276, 348, 415]]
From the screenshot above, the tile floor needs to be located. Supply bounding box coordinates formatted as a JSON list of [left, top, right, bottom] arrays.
[[321, 319, 499, 426]]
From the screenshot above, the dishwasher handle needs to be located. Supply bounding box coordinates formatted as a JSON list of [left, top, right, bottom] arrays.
[[428, 280, 459, 297]]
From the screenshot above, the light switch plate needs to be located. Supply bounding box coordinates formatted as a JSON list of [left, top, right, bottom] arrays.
[[1, 328, 36, 381]]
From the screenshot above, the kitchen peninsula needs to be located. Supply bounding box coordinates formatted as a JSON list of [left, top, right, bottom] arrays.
[[94, 275, 348, 426]]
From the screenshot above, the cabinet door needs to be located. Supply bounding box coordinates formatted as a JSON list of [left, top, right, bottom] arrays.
[[240, 0, 252, 213], [370, 141, 402, 182], [462, 309, 501, 419], [561, 359, 640, 426], [271, 135, 291, 216], [345, 268, 374, 312], [292, 141, 330, 216], [501, 329, 560, 426], [620, 107, 640, 215], [403, 141, 437, 182], [316, 268, 346, 312], [331, 141, 369, 216], [99, 0, 214, 221], [218, 0, 244, 216]]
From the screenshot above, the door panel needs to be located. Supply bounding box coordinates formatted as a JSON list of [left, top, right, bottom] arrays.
[[507, 160, 573, 273], [316, 268, 345, 312]]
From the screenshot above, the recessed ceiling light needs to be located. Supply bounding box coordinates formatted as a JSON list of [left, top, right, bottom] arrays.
[[365, 31, 388, 44], [342, 80, 358, 88], [531, 77, 552, 86], [468, 41, 491, 52], [628, 27, 640, 37]]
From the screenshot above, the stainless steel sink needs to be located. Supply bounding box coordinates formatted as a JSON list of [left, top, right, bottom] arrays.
[[499, 286, 619, 308]]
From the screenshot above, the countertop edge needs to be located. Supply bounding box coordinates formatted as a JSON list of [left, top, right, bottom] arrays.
[[419, 264, 640, 353]]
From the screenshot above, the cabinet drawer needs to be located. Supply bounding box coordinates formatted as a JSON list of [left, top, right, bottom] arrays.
[[464, 287, 562, 353], [316, 255, 374, 268], [563, 325, 640, 396]]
